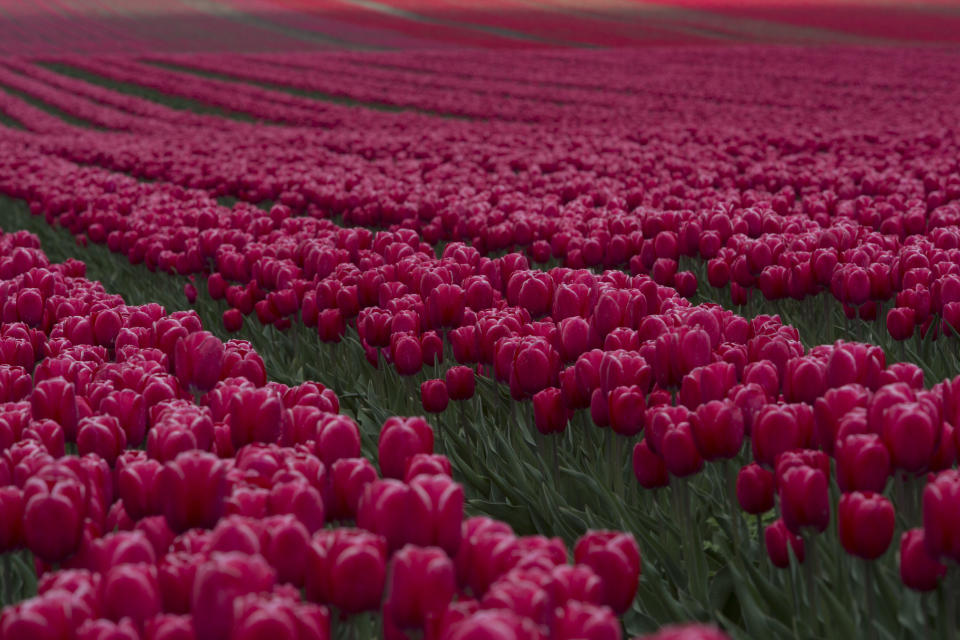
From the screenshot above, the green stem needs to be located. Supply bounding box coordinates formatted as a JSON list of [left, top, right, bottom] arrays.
[[863, 560, 875, 638], [725, 460, 742, 557], [943, 571, 957, 640], [552, 434, 559, 492], [804, 533, 819, 633]]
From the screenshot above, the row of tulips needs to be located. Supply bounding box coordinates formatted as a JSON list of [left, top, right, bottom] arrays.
[[0, 225, 734, 640], [4, 135, 960, 636], [5, 49, 958, 347]]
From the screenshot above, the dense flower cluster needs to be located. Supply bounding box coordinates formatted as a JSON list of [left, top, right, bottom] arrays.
[[0, 229, 643, 640], [2, 43, 960, 639]]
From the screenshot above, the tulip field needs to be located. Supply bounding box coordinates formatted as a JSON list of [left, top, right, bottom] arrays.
[[3, 3, 960, 640]]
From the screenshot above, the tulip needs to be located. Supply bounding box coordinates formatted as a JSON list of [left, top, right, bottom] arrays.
[[690, 400, 744, 461], [445, 366, 476, 401], [76, 415, 127, 466], [229, 386, 285, 449], [378, 416, 434, 479], [573, 530, 641, 614], [158, 451, 228, 533], [384, 545, 455, 631], [607, 385, 645, 437], [0, 486, 24, 552], [923, 469, 960, 562], [835, 434, 890, 493], [736, 463, 774, 514], [779, 464, 829, 534], [837, 491, 894, 561], [437, 608, 539, 640], [22, 475, 85, 562], [317, 308, 346, 342], [222, 308, 243, 333], [144, 614, 196, 640], [306, 528, 387, 613], [391, 333, 423, 376], [632, 439, 668, 489], [532, 387, 568, 435], [886, 307, 915, 341], [765, 519, 805, 568], [899, 528, 946, 592], [421, 379, 450, 414], [101, 563, 162, 626], [881, 402, 938, 472], [174, 331, 224, 392], [660, 422, 703, 478], [30, 376, 78, 442], [636, 624, 731, 640], [752, 404, 809, 467], [409, 474, 464, 556], [357, 479, 421, 552], [329, 457, 378, 521], [268, 480, 325, 534], [192, 552, 276, 640]]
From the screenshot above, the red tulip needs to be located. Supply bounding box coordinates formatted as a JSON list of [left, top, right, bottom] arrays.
[[101, 563, 162, 626], [573, 530, 641, 615], [835, 434, 890, 493], [736, 463, 774, 515], [329, 457, 378, 521], [765, 519, 805, 568], [778, 464, 829, 534], [923, 469, 960, 562], [384, 545, 456, 630], [690, 400, 744, 461], [838, 491, 895, 559], [306, 528, 387, 613], [533, 387, 569, 435], [174, 331, 224, 392], [632, 439, 668, 489], [158, 451, 228, 533], [899, 528, 946, 592], [191, 552, 276, 640], [378, 417, 434, 479], [421, 379, 450, 414]]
